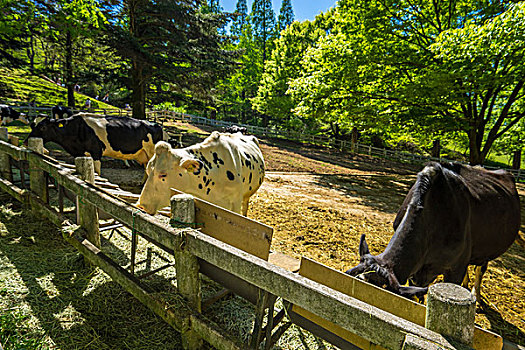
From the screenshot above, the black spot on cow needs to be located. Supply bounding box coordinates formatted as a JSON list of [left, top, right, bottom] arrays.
[[249, 173, 252, 183], [245, 159, 252, 169], [226, 170, 235, 181], [203, 176, 207, 182], [212, 152, 224, 165], [179, 173, 182, 177], [243, 177, 245, 183], [198, 184, 203, 189], [212, 182, 215, 186], [249, 186, 252, 191], [205, 179, 211, 186], [207, 188, 211, 195], [105, 116, 164, 154]]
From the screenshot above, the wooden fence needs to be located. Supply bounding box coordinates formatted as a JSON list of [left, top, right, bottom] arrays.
[[149, 110, 525, 182]]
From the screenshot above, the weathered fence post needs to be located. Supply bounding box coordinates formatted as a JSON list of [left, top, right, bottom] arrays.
[[0, 128, 12, 182], [425, 283, 475, 346], [75, 157, 100, 249], [28, 138, 48, 203], [171, 193, 202, 350]]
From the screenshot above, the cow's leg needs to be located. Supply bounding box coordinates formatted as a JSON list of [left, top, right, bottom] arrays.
[[241, 196, 250, 216], [473, 263, 488, 304], [444, 263, 469, 286], [94, 160, 101, 175]]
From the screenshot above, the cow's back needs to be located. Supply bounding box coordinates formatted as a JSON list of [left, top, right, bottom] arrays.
[[460, 166, 520, 265], [190, 132, 265, 199]]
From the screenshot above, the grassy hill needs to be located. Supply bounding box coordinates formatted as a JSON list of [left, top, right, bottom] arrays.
[[0, 67, 117, 111]]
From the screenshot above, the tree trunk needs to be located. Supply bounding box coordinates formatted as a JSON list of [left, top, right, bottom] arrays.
[[431, 140, 440, 158], [468, 129, 484, 165], [131, 60, 146, 120], [241, 90, 246, 123], [65, 31, 75, 108], [27, 30, 35, 73], [512, 150, 522, 170]]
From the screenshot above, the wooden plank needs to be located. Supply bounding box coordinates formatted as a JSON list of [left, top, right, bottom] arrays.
[[171, 188, 272, 260], [293, 258, 502, 350], [268, 251, 300, 272], [95, 181, 120, 189]]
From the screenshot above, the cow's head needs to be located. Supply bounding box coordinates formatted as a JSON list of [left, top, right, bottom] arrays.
[[345, 234, 428, 299], [137, 141, 203, 215], [25, 116, 60, 144]]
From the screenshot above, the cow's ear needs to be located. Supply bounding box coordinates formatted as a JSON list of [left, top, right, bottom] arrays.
[[345, 263, 365, 276], [359, 234, 370, 256], [180, 158, 203, 175]]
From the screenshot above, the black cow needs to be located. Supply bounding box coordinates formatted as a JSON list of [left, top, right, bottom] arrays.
[[0, 104, 29, 125], [222, 125, 248, 134], [26, 113, 167, 174], [51, 105, 73, 119], [346, 162, 520, 301]]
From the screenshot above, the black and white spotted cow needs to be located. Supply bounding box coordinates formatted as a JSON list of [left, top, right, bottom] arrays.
[[51, 105, 73, 119], [26, 113, 167, 174], [137, 131, 265, 216], [0, 104, 29, 125]]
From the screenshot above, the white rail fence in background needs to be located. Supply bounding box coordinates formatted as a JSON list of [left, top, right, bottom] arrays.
[[150, 110, 525, 182], [1, 102, 522, 182]]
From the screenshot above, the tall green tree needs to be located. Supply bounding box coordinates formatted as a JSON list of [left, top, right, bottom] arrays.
[[277, 0, 294, 32], [41, 0, 106, 107], [253, 20, 324, 129], [230, 0, 248, 40], [105, 0, 237, 119], [250, 0, 277, 67], [291, 0, 525, 164], [222, 22, 261, 123]]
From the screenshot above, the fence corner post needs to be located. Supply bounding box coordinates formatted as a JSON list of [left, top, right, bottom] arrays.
[[171, 193, 202, 350], [0, 128, 12, 182], [425, 283, 475, 346], [28, 138, 48, 203], [75, 157, 100, 249]]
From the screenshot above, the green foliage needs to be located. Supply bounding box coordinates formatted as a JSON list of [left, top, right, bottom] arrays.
[[287, 0, 525, 164], [250, 0, 277, 66], [231, 0, 248, 40], [253, 20, 324, 130], [277, 0, 294, 33]]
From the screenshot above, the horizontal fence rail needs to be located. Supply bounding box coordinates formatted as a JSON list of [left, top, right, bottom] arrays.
[[0, 136, 484, 350]]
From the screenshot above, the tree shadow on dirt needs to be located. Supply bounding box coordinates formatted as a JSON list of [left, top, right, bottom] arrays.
[[311, 173, 415, 215]]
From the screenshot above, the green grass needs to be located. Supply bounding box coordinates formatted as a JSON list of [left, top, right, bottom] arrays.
[[0, 311, 48, 350], [0, 67, 117, 110]]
